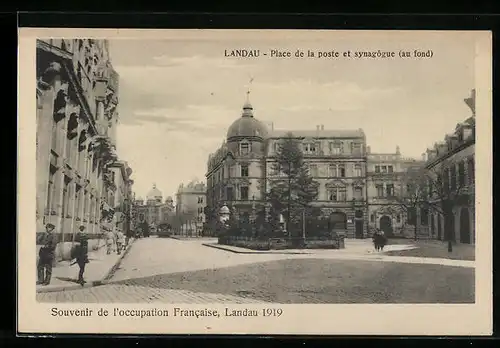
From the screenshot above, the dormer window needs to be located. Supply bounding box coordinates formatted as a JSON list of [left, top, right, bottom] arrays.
[[303, 143, 316, 154], [240, 141, 251, 155]]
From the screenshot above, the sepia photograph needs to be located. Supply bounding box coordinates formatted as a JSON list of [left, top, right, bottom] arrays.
[[18, 28, 492, 335]]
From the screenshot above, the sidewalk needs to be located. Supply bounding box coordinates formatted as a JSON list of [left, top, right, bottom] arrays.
[[36, 239, 135, 293], [201, 241, 475, 268]]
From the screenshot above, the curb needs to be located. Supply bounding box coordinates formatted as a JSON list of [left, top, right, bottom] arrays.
[[202, 243, 311, 255], [102, 238, 136, 282], [36, 240, 136, 294]]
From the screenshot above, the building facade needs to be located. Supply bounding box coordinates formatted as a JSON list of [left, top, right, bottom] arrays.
[[424, 91, 475, 244], [36, 38, 133, 260], [175, 181, 207, 236], [133, 184, 175, 230], [206, 100, 374, 238], [367, 146, 426, 237], [108, 161, 134, 236]]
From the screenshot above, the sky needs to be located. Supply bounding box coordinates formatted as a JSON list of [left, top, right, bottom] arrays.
[[107, 31, 476, 201]]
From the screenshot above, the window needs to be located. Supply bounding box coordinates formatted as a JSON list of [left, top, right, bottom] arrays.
[[328, 164, 337, 177], [353, 187, 363, 200], [376, 184, 384, 197], [386, 184, 394, 197], [329, 212, 347, 230], [328, 186, 346, 201], [375, 166, 380, 173], [240, 186, 249, 200], [354, 164, 362, 177], [303, 143, 316, 154], [458, 162, 466, 187], [351, 142, 361, 154], [450, 165, 457, 190], [396, 214, 401, 223], [226, 187, 234, 200], [309, 164, 318, 177], [467, 158, 474, 185], [370, 214, 375, 223], [329, 142, 342, 155], [240, 142, 250, 155], [381, 165, 388, 173], [241, 164, 249, 177], [443, 168, 450, 193], [388, 166, 394, 173], [338, 164, 346, 177]]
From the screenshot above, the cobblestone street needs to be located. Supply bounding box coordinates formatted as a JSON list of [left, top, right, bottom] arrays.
[[37, 237, 475, 303]]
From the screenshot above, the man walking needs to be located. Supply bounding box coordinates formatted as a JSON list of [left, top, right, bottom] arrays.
[[105, 229, 115, 254], [37, 223, 58, 285], [116, 230, 125, 255]]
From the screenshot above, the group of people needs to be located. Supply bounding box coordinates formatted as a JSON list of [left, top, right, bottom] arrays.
[[372, 229, 388, 252], [37, 223, 132, 287], [37, 223, 90, 286], [105, 229, 128, 255]]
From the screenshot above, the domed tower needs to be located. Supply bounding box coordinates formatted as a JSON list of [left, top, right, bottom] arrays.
[[226, 100, 268, 155], [146, 183, 163, 204], [224, 96, 268, 206]]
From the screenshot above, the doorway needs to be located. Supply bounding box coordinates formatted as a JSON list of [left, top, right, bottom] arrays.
[[355, 220, 364, 238], [379, 215, 392, 235]]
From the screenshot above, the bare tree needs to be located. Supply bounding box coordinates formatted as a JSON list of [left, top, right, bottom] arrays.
[[424, 158, 470, 252], [393, 166, 428, 240]]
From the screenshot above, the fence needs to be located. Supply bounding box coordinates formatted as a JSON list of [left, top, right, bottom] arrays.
[[218, 234, 345, 250]]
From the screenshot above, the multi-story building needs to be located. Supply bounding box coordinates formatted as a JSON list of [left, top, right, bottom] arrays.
[[175, 181, 207, 236], [367, 146, 426, 237], [36, 38, 132, 260], [206, 100, 370, 238], [424, 90, 475, 244], [108, 161, 134, 236], [133, 184, 174, 230]]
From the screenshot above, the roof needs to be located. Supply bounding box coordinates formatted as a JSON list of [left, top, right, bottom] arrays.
[[227, 102, 269, 141], [268, 129, 365, 139], [146, 184, 162, 199]]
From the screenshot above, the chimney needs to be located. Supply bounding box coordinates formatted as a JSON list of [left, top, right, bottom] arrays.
[[366, 146, 371, 154], [321, 124, 324, 130], [396, 145, 400, 155], [316, 125, 320, 131], [421, 153, 427, 161]]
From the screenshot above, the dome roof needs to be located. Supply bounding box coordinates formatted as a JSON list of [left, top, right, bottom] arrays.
[[146, 184, 162, 200], [227, 102, 268, 141], [219, 205, 230, 214]]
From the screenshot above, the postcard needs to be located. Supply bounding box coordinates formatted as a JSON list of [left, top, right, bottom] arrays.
[[18, 28, 492, 335]]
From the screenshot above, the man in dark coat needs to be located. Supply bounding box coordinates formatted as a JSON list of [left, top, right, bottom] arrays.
[[74, 231, 89, 286], [37, 223, 58, 285]]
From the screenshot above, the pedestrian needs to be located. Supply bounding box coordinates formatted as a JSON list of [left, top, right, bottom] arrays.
[[105, 229, 115, 255], [73, 229, 89, 286], [379, 230, 387, 251], [37, 223, 58, 285], [372, 229, 381, 252], [116, 230, 125, 255]]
